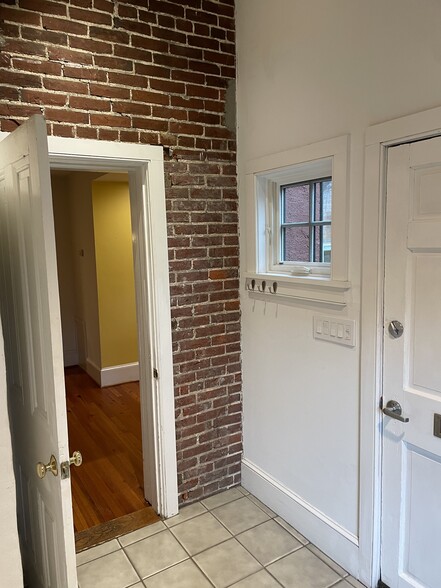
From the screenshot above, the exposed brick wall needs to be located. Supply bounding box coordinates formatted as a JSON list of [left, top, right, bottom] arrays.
[[0, 0, 241, 503]]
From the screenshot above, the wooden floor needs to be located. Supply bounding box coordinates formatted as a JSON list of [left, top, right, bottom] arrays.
[[65, 366, 158, 536]]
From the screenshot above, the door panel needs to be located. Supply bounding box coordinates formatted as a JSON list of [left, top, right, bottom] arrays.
[[0, 116, 77, 587], [382, 137, 441, 588]]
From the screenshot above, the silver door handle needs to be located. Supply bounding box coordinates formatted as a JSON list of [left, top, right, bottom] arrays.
[[382, 400, 409, 423]]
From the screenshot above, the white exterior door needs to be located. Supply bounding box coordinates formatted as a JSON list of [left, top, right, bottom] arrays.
[[382, 137, 441, 587], [0, 116, 77, 587]]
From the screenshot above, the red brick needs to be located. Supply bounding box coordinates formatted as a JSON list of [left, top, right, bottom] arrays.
[[21, 26, 67, 45], [52, 123, 75, 137], [150, 78, 185, 94], [42, 15, 87, 35], [48, 47, 93, 66], [20, 0, 67, 16], [131, 35, 169, 53], [77, 126, 99, 139], [69, 6, 112, 24], [44, 78, 89, 94], [0, 69, 41, 88], [90, 113, 131, 127], [0, 103, 41, 117], [46, 108, 89, 124], [94, 0, 113, 12], [70, 96, 111, 111], [113, 17, 151, 35], [69, 36, 112, 54], [90, 83, 130, 99], [113, 101, 152, 116], [4, 38, 46, 57], [0, 6, 41, 25], [22, 89, 67, 106], [94, 55, 133, 71], [89, 26, 130, 44], [64, 66, 107, 81], [98, 128, 119, 140], [149, 0, 185, 17], [114, 45, 153, 63], [131, 89, 170, 105], [134, 63, 171, 78], [12, 58, 59, 76]]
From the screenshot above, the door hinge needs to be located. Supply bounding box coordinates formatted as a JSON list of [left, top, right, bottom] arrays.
[[379, 396, 383, 410], [377, 580, 390, 588], [153, 368, 159, 379]]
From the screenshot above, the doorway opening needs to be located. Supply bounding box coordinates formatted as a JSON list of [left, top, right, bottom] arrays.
[[46, 136, 179, 551], [50, 169, 161, 548]]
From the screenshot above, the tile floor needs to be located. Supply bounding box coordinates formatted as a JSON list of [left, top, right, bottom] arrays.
[[76, 486, 366, 588]]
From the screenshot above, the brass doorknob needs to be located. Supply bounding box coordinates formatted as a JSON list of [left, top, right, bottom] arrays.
[[36, 455, 58, 479], [69, 451, 82, 467]]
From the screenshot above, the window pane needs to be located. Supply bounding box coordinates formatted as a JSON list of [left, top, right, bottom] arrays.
[[312, 224, 332, 262], [314, 180, 332, 222], [283, 184, 310, 223], [322, 180, 332, 221], [282, 225, 310, 262]]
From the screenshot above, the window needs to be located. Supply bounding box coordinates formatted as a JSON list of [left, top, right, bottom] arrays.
[[246, 135, 349, 286], [280, 177, 332, 265]]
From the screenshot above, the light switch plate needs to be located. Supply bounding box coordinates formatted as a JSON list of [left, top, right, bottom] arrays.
[[313, 315, 356, 347]]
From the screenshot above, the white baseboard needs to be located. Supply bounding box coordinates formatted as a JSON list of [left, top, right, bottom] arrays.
[[100, 362, 139, 387], [85, 360, 140, 387], [241, 458, 360, 578]]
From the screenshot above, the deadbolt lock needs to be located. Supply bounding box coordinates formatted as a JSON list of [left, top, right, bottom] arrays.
[[61, 451, 83, 480], [388, 320, 404, 339]]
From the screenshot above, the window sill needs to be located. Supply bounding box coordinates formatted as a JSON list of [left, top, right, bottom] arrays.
[[244, 272, 351, 308]]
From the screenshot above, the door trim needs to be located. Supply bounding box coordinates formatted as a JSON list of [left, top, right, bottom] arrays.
[[35, 135, 178, 520], [360, 105, 441, 587]]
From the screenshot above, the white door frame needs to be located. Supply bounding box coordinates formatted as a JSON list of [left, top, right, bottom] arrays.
[[0, 131, 180, 519], [360, 105, 441, 587]]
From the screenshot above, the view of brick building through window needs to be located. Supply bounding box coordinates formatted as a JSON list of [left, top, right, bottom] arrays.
[[281, 179, 332, 264]]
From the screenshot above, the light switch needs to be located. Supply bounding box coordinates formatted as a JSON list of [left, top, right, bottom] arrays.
[[313, 315, 356, 347]]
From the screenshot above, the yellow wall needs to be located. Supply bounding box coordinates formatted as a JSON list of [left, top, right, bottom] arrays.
[[92, 181, 138, 367]]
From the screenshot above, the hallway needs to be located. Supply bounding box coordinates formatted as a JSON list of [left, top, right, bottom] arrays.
[[76, 487, 365, 588]]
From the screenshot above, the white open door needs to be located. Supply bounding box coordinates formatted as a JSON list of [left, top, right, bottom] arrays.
[[382, 137, 441, 587], [0, 115, 77, 587]]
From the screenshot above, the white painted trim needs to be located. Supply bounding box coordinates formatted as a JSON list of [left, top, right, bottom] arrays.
[[85, 358, 101, 386], [100, 363, 139, 387], [242, 458, 360, 578], [43, 136, 178, 519], [361, 106, 441, 587]]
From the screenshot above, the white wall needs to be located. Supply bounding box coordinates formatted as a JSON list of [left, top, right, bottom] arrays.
[[52, 174, 78, 367], [0, 319, 24, 587], [67, 173, 102, 379], [236, 0, 441, 578]]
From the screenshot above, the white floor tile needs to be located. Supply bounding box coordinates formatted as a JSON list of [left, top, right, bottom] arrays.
[[170, 512, 232, 555], [274, 517, 309, 545], [236, 519, 302, 566], [201, 487, 244, 510], [164, 502, 207, 528], [77, 549, 140, 588], [124, 529, 188, 579], [212, 496, 270, 535], [267, 548, 341, 588], [76, 539, 121, 567], [143, 559, 213, 587], [118, 521, 166, 547], [231, 569, 282, 587], [194, 538, 261, 588]]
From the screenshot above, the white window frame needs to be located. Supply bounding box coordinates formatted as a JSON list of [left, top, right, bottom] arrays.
[[245, 135, 351, 306], [264, 162, 333, 276]]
